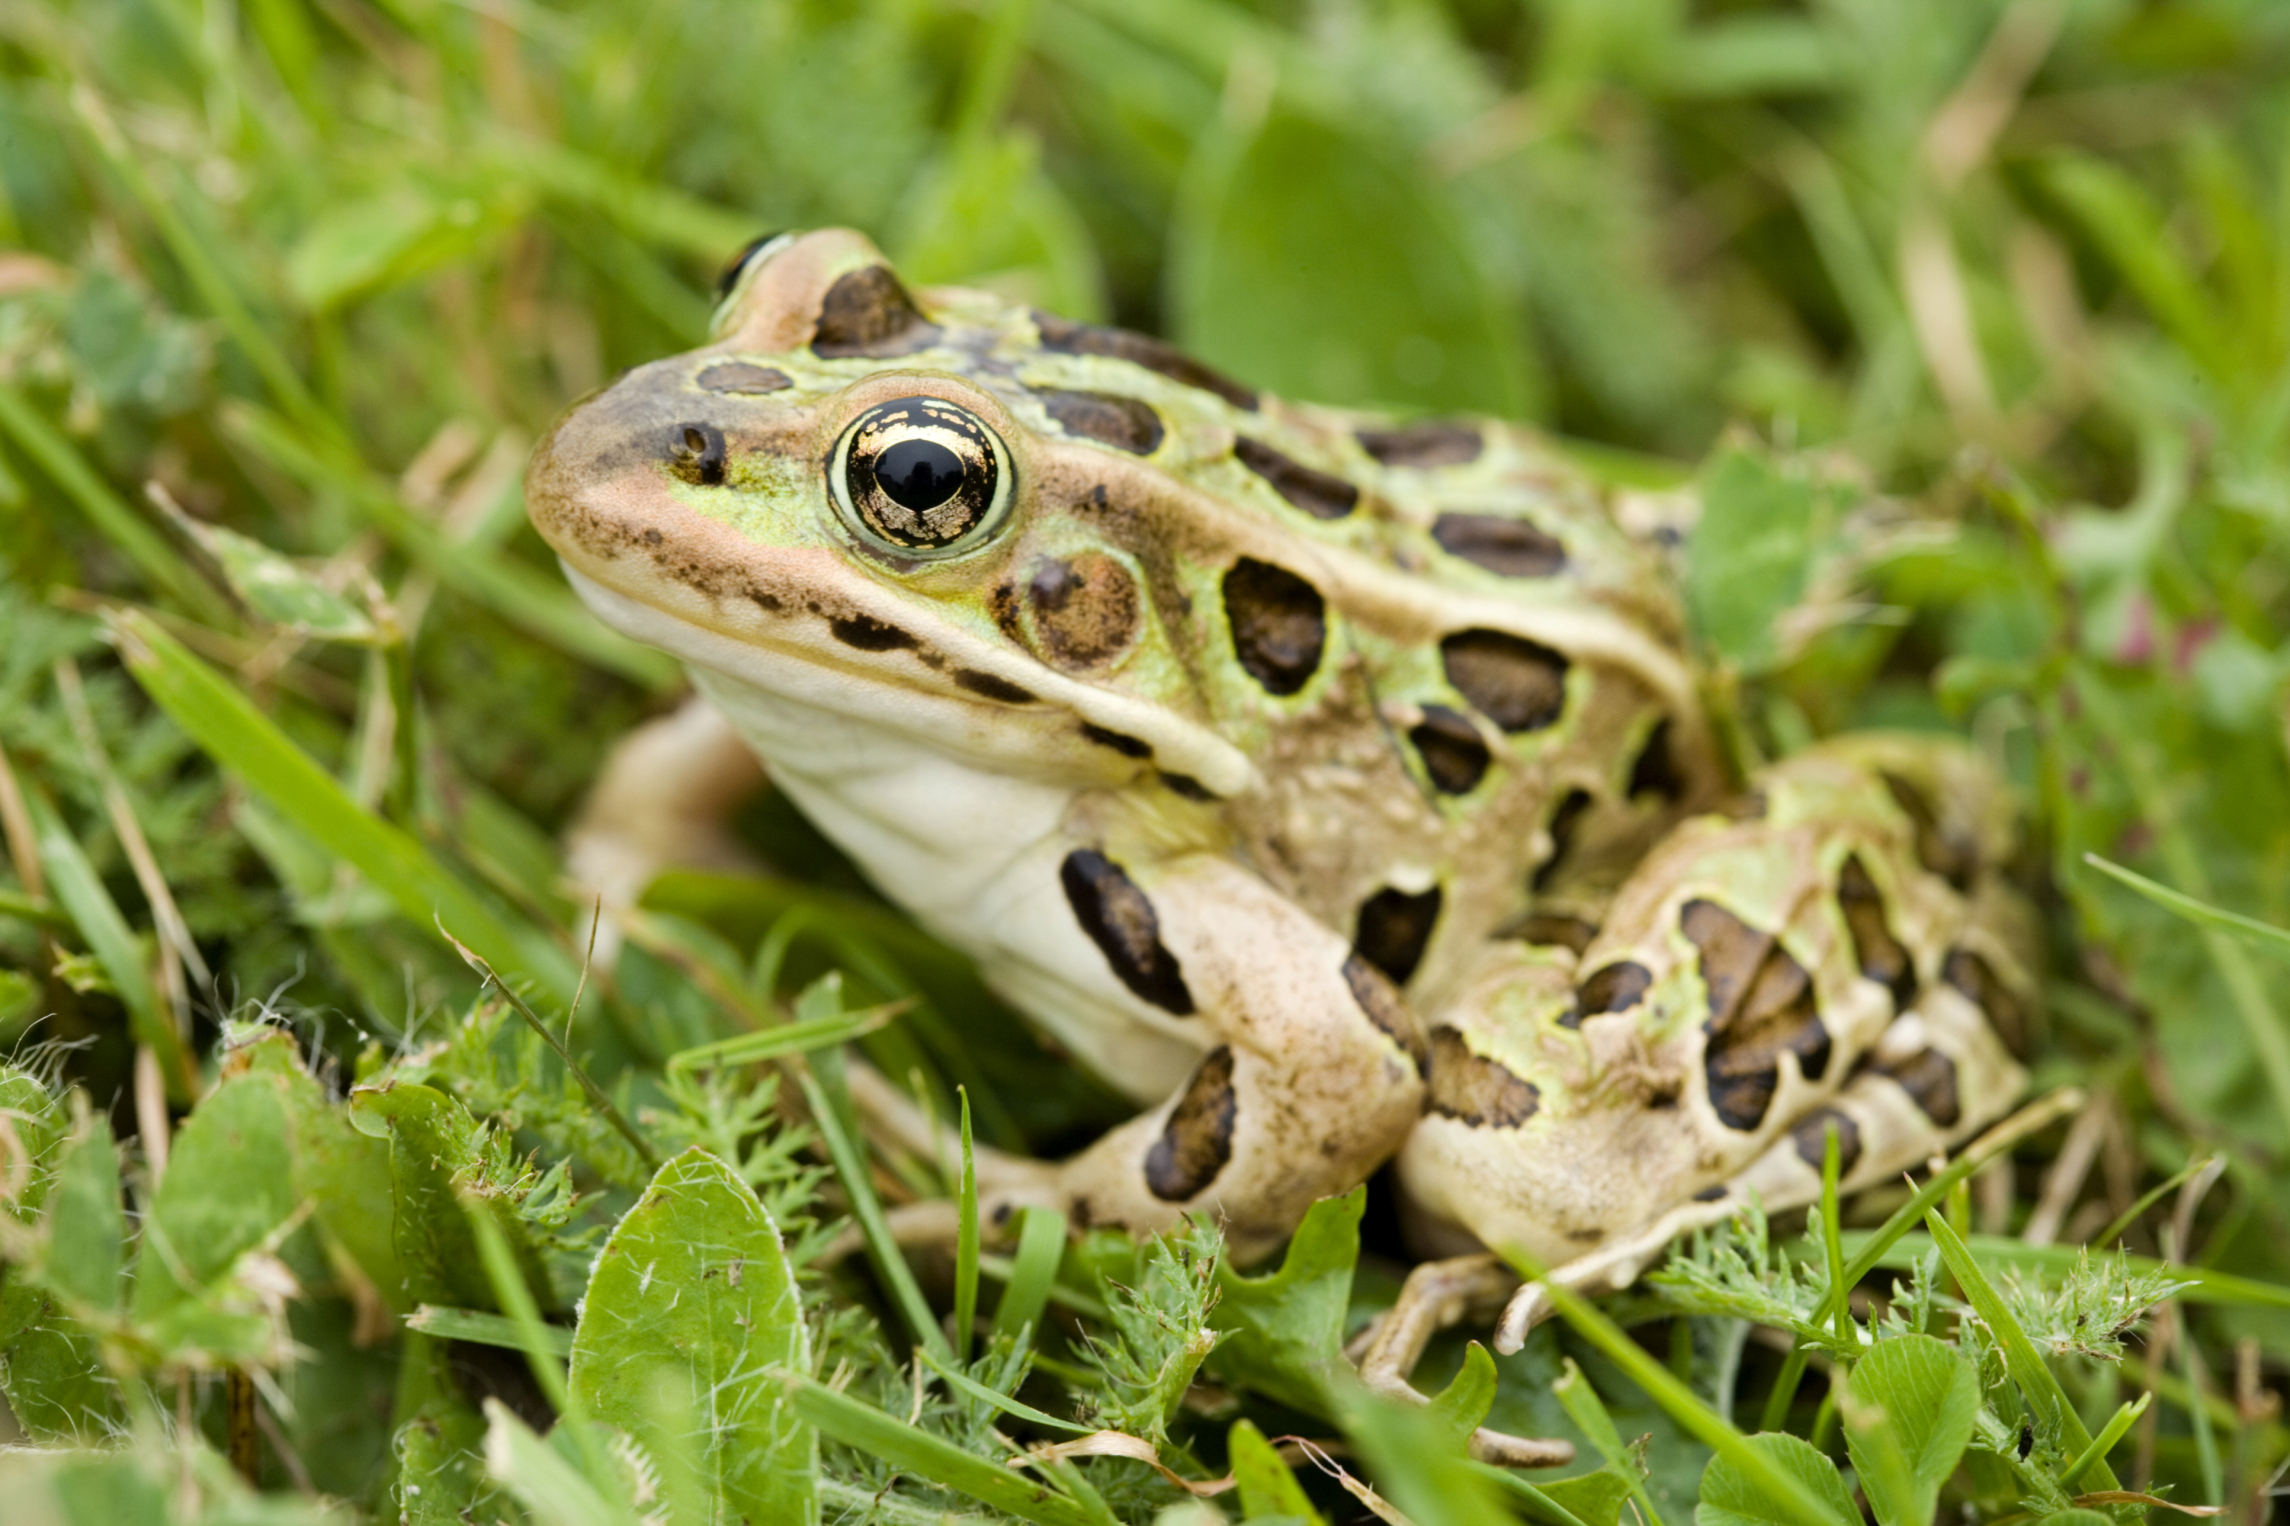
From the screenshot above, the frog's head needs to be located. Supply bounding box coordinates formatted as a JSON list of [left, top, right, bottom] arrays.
[[527, 229, 1273, 797]]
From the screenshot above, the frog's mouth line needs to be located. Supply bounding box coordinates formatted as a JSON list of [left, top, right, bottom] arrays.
[[553, 560, 1260, 801]]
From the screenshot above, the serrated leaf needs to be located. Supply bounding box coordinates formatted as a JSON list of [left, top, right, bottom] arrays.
[[568, 1145, 816, 1526], [1697, 1432, 1858, 1526], [1842, 1334, 1979, 1526], [348, 1081, 555, 1314], [1207, 1188, 1364, 1417]]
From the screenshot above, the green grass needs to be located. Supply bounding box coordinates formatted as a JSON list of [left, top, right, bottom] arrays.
[[3, 0, 2290, 1521]]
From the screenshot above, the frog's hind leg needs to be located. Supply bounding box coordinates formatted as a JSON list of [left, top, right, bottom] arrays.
[[1356, 1255, 1575, 1467], [1488, 976, 2028, 1351]]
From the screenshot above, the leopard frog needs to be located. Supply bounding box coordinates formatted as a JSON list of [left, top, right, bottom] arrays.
[[525, 230, 2032, 1387]]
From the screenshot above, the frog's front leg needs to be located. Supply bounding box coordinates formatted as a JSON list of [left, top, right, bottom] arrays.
[[986, 844, 1429, 1264]]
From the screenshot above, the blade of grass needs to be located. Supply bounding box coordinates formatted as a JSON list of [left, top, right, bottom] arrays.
[[109, 607, 579, 1001], [916, 1348, 1091, 1435], [1552, 1357, 1666, 1526], [0, 888, 71, 930], [1835, 1233, 2288, 1310], [2083, 854, 2290, 964], [955, 1089, 980, 1364], [2059, 1392, 2148, 1490], [772, 1367, 1098, 1526], [2092, 1157, 2218, 1250], [1513, 1259, 1855, 1526], [1466, 1463, 1593, 1526], [992, 1206, 1068, 1345], [1820, 1119, 1856, 1353], [407, 1303, 576, 1358], [466, 1207, 571, 1416], [19, 777, 194, 1101], [665, 1003, 901, 1072], [0, 384, 231, 623], [802, 1039, 953, 1362], [1923, 1208, 2115, 1487]]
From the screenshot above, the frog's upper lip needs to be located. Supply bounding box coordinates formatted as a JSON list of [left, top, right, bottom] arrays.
[[525, 361, 1262, 798]]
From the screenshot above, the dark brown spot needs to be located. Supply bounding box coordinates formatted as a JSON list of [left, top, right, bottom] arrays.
[[1681, 899, 1832, 1132], [667, 422, 726, 486], [1627, 719, 1685, 801], [1033, 311, 1258, 410], [812, 266, 941, 358], [1839, 855, 1918, 1011], [1080, 724, 1150, 758], [1441, 629, 1569, 733], [1578, 960, 1653, 1018], [1432, 513, 1567, 578], [1223, 559, 1326, 696], [1234, 437, 1358, 521], [1410, 706, 1491, 795], [1145, 1046, 1236, 1200], [1882, 771, 1979, 889], [829, 614, 918, 652], [1355, 885, 1442, 987], [1343, 952, 1426, 1072], [1061, 849, 1194, 1016], [1161, 773, 1214, 801], [1532, 788, 1594, 892], [1507, 913, 1598, 953], [695, 361, 792, 395], [1356, 421, 1482, 468], [1791, 1108, 1862, 1175], [954, 669, 1037, 705], [1035, 389, 1165, 455], [1944, 948, 2029, 1057], [1425, 1028, 1540, 1128], [1692, 1184, 1729, 1202], [1863, 1047, 1961, 1128], [1025, 553, 1141, 670], [715, 231, 783, 298]]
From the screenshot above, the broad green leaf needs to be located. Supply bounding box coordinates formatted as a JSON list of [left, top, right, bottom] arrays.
[[39, 1113, 122, 1318], [348, 1082, 555, 1314], [1207, 1188, 1365, 1417], [8, 1448, 171, 1526], [0, 1294, 120, 1443], [396, 1395, 505, 1526], [1171, 111, 1531, 416], [1229, 1416, 1325, 1525], [1425, 1339, 1498, 1447], [1342, 1393, 1515, 1526], [129, 1068, 301, 1363], [1516, 1462, 1635, 1526], [1842, 1334, 1979, 1526], [1696, 1433, 1858, 1526], [568, 1145, 816, 1526], [286, 185, 520, 312], [1684, 449, 1842, 673]]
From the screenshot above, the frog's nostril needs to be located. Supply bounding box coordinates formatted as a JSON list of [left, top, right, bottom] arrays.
[[874, 438, 966, 510], [667, 421, 727, 486]]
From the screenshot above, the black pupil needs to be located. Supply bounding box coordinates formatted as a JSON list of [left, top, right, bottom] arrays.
[[874, 438, 966, 510]]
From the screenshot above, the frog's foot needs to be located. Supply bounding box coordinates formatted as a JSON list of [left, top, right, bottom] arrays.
[[565, 696, 766, 961], [1491, 1197, 1746, 1353], [1357, 1254, 1574, 1469]]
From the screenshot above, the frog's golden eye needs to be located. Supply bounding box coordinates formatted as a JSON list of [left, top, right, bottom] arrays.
[[829, 396, 1013, 556]]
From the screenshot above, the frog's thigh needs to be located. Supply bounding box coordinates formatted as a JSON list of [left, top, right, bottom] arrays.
[[1038, 850, 1428, 1263]]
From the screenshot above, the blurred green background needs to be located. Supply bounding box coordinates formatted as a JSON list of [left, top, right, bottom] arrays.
[[5, 0, 2290, 1506]]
